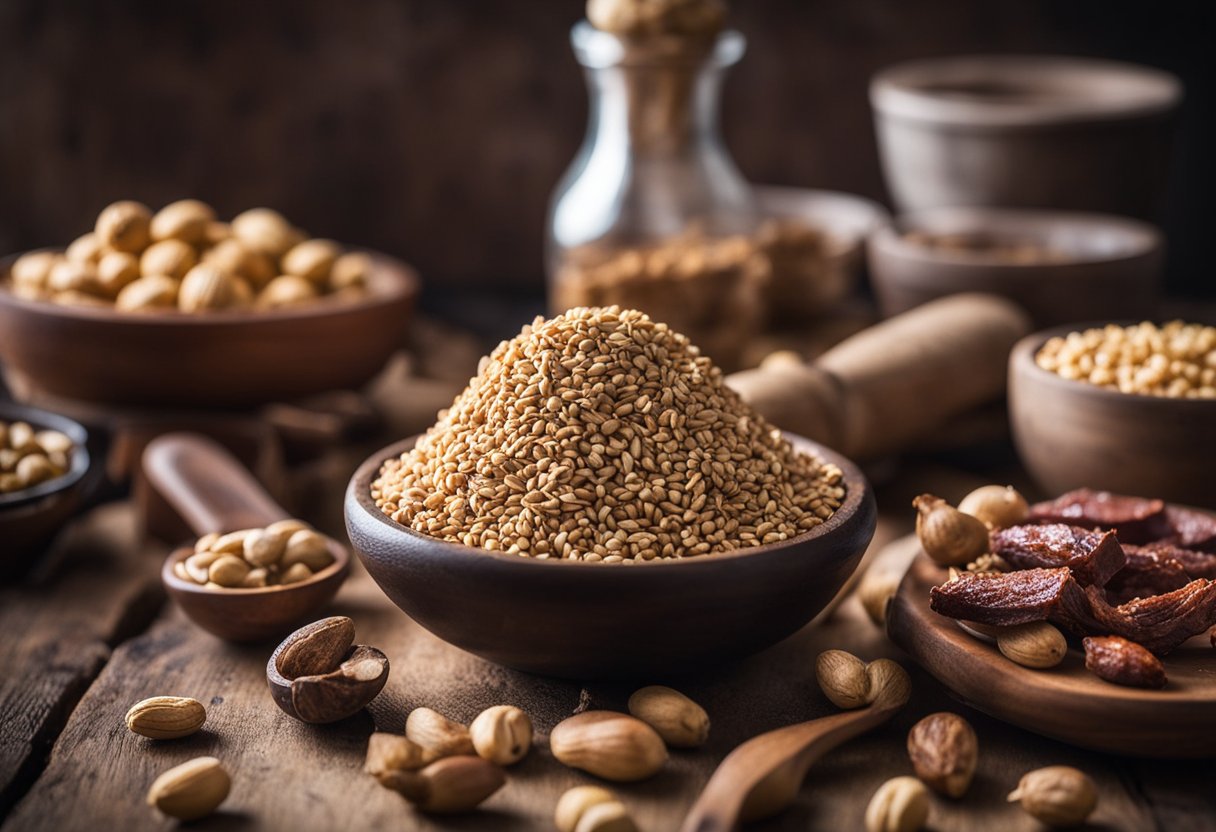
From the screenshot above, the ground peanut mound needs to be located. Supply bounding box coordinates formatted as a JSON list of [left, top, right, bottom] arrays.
[[372, 306, 845, 562]]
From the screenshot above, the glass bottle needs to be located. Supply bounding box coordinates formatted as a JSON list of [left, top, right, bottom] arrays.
[[546, 21, 764, 370]]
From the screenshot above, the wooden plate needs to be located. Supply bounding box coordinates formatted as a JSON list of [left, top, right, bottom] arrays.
[[888, 551, 1216, 758]]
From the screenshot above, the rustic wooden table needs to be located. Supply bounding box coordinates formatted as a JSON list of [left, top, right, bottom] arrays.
[[1, 332, 1214, 832]]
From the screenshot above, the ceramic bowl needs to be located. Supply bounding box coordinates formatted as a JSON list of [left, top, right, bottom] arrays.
[[345, 433, 875, 679], [868, 207, 1163, 326], [871, 55, 1181, 219], [0, 251, 418, 408], [1009, 324, 1216, 508]]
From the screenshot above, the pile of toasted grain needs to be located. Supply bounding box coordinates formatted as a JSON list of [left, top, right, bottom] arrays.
[[372, 306, 844, 562]]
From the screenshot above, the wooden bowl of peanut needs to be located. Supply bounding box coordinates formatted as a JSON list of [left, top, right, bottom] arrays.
[[1009, 321, 1216, 507], [0, 200, 419, 408]]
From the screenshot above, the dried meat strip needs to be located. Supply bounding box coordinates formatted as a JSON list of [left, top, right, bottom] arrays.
[[1084, 578, 1216, 654], [928, 568, 1097, 629], [930, 568, 1216, 654], [1029, 489, 1171, 544], [1162, 506, 1216, 554], [1135, 541, 1216, 581], [990, 524, 1126, 586], [1106, 546, 1191, 603]]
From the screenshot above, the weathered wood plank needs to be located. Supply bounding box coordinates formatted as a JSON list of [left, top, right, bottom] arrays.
[[2, 551, 1192, 831], [0, 504, 164, 817]]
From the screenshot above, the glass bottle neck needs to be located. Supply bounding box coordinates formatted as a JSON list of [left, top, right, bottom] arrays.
[[572, 22, 745, 157]]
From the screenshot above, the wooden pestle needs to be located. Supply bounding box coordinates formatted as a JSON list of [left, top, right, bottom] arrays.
[[727, 293, 1031, 460]]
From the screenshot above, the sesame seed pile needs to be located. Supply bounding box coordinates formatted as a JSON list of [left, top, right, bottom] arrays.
[[372, 306, 845, 562]]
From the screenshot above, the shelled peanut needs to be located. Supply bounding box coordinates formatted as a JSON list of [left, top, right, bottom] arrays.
[[173, 520, 335, 589], [366, 704, 534, 814], [7, 200, 371, 312], [0, 420, 75, 495]]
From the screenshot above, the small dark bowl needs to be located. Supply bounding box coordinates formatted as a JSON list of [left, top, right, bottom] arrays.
[[1010, 324, 1216, 508], [0, 402, 92, 574], [161, 539, 351, 642], [868, 207, 1163, 327], [0, 250, 418, 409], [345, 433, 875, 679]]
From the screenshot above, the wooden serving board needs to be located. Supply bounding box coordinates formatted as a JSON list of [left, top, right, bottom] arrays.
[[888, 552, 1216, 758]]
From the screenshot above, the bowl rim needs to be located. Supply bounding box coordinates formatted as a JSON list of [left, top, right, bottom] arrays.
[[0, 402, 92, 510], [161, 535, 351, 596], [1011, 322, 1216, 408], [0, 248, 419, 327], [869, 207, 1162, 270], [346, 430, 871, 571], [870, 54, 1182, 127]]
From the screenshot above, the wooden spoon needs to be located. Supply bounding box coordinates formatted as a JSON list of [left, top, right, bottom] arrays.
[[680, 661, 911, 832]]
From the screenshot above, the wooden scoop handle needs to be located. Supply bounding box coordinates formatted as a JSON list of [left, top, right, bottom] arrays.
[[727, 293, 1031, 459], [142, 432, 288, 535], [680, 700, 902, 832]]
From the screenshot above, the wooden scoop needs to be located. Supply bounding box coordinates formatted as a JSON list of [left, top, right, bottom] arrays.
[[680, 662, 911, 832], [727, 293, 1031, 460]]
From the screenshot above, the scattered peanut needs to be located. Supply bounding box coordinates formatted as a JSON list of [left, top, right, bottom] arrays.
[[549, 711, 668, 782], [906, 712, 978, 798], [555, 786, 619, 832], [1008, 766, 1098, 827], [864, 776, 929, 832], [997, 622, 1068, 669], [379, 755, 506, 814], [627, 685, 709, 748], [816, 650, 912, 711], [470, 705, 533, 766], [125, 696, 206, 740], [146, 756, 230, 821], [365, 732, 433, 779], [406, 708, 476, 758]]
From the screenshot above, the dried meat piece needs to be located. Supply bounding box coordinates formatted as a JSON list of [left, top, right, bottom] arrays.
[[990, 524, 1125, 586], [1161, 506, 1216, 554], [1029, 489, 1171, 544], [1106, 546, 1191, 603], [1083, 636, 1167, 689], [1085, 578, 1216, 654], [930, 568, 1216, 654], [929, 568, 1097, 629], [1135, 541, 1216, 581]]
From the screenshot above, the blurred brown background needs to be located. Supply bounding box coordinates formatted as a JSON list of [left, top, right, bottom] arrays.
[[1, 0, 1212, 314]]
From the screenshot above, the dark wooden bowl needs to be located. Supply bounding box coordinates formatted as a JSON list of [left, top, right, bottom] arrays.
[[145, 433, 350, 642], [889, 552, 1216, 758], [868, 208, 1163, 327], [345, 433, 875, 679], [1009, 325, 1216, 508], [0, 250, 419, 409], [0, 402, 93, 576]]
